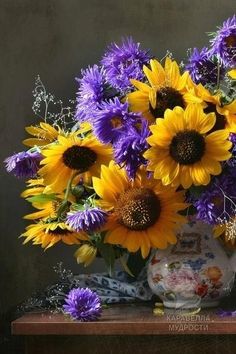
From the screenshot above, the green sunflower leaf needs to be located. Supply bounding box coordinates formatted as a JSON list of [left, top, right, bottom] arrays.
[[26, 193, 57, 204], [97, 242, 116, 277]]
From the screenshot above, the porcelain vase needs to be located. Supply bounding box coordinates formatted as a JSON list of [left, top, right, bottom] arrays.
[[147, 220, 235, 309]]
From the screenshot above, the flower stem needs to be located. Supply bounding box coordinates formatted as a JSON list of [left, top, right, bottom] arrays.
[[216, 60, 221, 91], [64, 172, 78, 201], [57, 172, 79, 218]]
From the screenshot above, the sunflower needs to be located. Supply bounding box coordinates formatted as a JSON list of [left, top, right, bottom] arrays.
[[185, 83, 236, 132], [39, 134, 112, 193], [74, 243, 97, 267], [214, 222, 236, 249], [23, 122, 89, 148], [21, 178, 56, 219], [144, 104, 232, 188], [21, 178, 75, 220], [21, 221, 88, 249], [23, 122, 61, 147], [126, 57, 193, 122], [228, 69, 236, 80], [93, 162, 187, 258], [21, 178, 46, 198]]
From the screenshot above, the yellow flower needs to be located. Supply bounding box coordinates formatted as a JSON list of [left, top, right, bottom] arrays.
[[126, 57, 193, 122], [74, 244, 97, 267], [21, 221, 88, 249], [93, 162, 187, 258], [39, 134, 112, 193], [185, 83, 236, 132], [20, 178, 56, 219], [21, 178, 46, 198], [23, 122, 88, 148], [23, 122, 60, 147], [214, 222, 236, 249], [23, 202, 58, 220], [21, 178, 75, 220], [228, 69, 236, 79], [144, 104, 232, 188]]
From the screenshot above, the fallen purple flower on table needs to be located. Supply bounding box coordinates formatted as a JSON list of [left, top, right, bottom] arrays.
[[216, 309, 236, 317], [63, 287, 102, 321]]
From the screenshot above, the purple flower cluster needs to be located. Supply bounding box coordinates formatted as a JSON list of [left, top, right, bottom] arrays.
[[63, 287, 102, 321], [101, 37, 150, 93], [4, 150, 42, 179], [74, 37, 152, 178], [227, 133, 236, 172], [66, 207, 107, 232], [186, 15, 235, 86], [93, 98, 142, 144], [75, 37, 150, 123], [75, 65, 109, 122], [113, 119, 150, 179], [193, 169, 236, 225], [186, 47, 224, 86], [210, 15, 236, 67]]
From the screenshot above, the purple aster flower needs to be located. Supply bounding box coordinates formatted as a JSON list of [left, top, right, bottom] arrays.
[[63, 287, 102, 321], [75, 65, 114, 122], [227, 134, 236, 172], [101, 37, 150, 93], [4, 150, 42, 178], [66, 207, 107, 232], [210, 15, 236, 67], [193, 170, 236, 225], [230, 133, 236, 145], [216, 309, 236, 317], [113, 119, 150, 179], [186, 47, 225, 86], [93, 97, 142, 144]]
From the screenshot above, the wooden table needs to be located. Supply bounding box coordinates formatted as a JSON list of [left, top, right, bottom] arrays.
[[12, 304, 236, 354]]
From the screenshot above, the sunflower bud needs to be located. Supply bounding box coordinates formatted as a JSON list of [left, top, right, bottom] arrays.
[[74, 244, 97, 267]]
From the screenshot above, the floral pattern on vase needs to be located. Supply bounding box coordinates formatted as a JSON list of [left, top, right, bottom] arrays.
[[147, 220, 235, 308]]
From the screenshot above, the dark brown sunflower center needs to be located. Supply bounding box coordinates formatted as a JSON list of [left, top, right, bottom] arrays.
[[149, 87, 185, 118], [48, 227, 72, 235], [225, 34, 236, 48], [115, 188, 161, 230], [169, 130, 205, 165], [62, 145, 97, 171], [204, 103, 226, 132]]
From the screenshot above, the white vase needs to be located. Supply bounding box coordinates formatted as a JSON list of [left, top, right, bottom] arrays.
[[147, 220, 235, 309]]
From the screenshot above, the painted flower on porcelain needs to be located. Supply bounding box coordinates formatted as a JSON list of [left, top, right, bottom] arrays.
[[163, 268, 201, 298]]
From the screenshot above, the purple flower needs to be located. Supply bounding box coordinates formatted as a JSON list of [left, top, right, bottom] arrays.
[[66, 207, 107, 232], [228, 134, 236, 172], [216, 309, 236, 317], [101, 37, 150, 93], [186, 47, 224, 86], [75, 65, 114, 122], [93, 98, 142, 144], [210, 15, 236, 67], [113, 119, 150, 179], [193, 170, 236, 225], [230, 133, 236, 145], [4, 150, 42, 178], [63, 287, 102, 321]]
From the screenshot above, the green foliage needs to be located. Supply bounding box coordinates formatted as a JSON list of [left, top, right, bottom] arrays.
[[26, 193, 56, 204], [97, 242, 116, 277]]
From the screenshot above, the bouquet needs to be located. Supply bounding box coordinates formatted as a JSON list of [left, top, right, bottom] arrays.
[[5, 15, 236, 278]]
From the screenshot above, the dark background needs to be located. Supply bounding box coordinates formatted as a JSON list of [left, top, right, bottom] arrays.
[[0, 1, 235, 353]]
